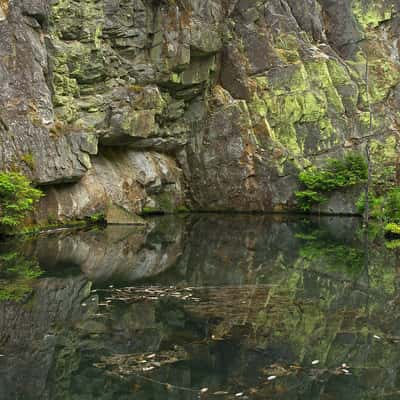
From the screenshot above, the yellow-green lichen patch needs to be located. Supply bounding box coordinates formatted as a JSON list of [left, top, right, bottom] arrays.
[[304, 60, 334, 89], [352, 0, 394, 30], [347, 48, 400, 107], [299, 92, 327, 123], [248, 57, 352, 160], [50, 0, 104, 43], [274, 124, 303, 156], [263, 63, 309, 95], [326, 59, 352, 86], [274, 33, 302, 64]]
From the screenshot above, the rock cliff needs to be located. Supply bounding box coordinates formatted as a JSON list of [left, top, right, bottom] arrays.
[[0, 0, 399, 220]]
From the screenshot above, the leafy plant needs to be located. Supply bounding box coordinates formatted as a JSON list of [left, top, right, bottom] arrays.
[[0, 172, 43, 233], [385, 222, 400, 236], [357, 188, 400, 224], [295, 190, 327, 212], [296, 153, 367, 211]]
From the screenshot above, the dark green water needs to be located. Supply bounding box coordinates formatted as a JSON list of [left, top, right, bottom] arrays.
[[1, 215, 400, 400]]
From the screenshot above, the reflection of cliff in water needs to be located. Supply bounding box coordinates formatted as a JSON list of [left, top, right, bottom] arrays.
[[22, 216, 187, 283], [14, 215, 363, 285], [2, 215, 400, 399]]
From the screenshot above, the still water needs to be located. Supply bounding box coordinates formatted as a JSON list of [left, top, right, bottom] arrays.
[[1, 214, 400, 400]]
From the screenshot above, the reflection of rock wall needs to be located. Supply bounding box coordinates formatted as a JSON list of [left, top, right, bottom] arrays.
[[20, 215, 362, 286], [2, 216, 400, 399], [24, 217, 186, 283], [0, 276, 91, 400], [1, 1, 399, 217]]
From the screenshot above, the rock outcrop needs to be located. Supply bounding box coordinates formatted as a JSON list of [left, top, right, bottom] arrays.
[[0, 0, 399, 218]]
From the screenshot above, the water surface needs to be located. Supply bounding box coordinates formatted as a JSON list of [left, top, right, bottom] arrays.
[[1, 215, 400, 399]]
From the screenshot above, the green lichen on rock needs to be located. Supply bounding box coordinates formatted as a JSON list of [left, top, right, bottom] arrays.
[[274, 33, 302, 63], [250, 59, 346, 158], [352, 0, 394, 29]]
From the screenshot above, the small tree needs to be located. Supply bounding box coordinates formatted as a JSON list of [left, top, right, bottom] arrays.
[[0, 172, 43, 234]]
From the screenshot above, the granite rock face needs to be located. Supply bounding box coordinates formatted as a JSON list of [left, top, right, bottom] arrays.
[[0, 0, 399, 217]]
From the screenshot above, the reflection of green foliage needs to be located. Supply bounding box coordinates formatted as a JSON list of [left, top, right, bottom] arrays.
[[296, 153, 367, 211], [294, 232, 317, 241], [296, 225, 364, 277], [0, 252, 43, 301], [0, 172, 43, 234], [300, 243, 364, 275]]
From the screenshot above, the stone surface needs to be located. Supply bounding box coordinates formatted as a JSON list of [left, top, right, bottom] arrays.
[[0, 0, 93, 183], [36, 149, 186, 222], [0, 0, 399, 216], [105, 203, 146, 225]]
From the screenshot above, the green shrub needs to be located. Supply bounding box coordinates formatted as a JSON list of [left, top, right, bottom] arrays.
[[356, 192, 385, 219], [384, 188, 400, 222], [295, 190, 327, 212], [385, 222, 400, 236], [357, 188, 400, 223], [0, 172, 43, 233], [296, 153, 367, 211]]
